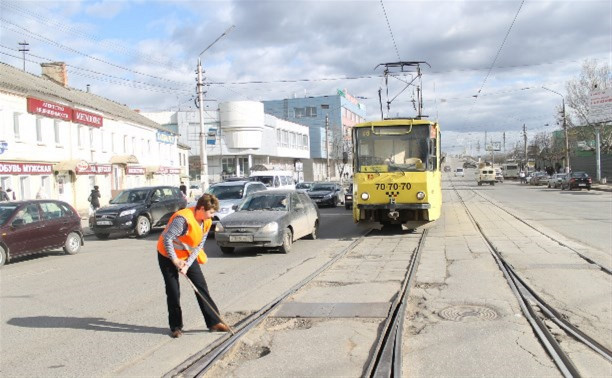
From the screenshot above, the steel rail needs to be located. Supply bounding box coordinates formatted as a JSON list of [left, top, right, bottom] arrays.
[[471, 189, 611, 275], [453, 186, 580, 378], [165, 229, 372, 378], [365, 229, 428, 378]]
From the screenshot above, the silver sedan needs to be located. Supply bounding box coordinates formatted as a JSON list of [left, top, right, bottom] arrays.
[[215, 190, 320, 254]]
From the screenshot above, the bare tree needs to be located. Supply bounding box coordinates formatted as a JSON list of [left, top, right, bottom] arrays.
[[564, 59, 612, 153], [330, 129, 352, 182]]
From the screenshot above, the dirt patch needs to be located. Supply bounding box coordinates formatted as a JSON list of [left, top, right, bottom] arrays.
[[264, 317, 314, 331]]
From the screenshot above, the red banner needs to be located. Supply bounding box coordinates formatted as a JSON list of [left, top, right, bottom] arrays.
[[160, 167, 181, 174], [27, 98, 72, 121], [0, 162, 53, 175], [73, 109, 103, 127], [126, 166, 145, 175], [75, 163, 111, 175]]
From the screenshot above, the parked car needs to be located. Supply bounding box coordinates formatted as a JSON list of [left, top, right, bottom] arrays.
[[547, 173, 567, 188], [206, 181, 267, 230], [92, 186, 186, 239], [215, 190, 320, 254], [494, 168, 504, 183], [189, 184, 203, 199], [0, 200, 83, 267], [344, 183, 354, 210], [529, 172, 549, 186], [307, 182, 344, 207], [250, 170, 296, 190], [443, 166, 451, 172], [561, 171, 592, 191], [463, 162, 477, 168], [454, 168, 464, 177], [296, 182, 314, 192]]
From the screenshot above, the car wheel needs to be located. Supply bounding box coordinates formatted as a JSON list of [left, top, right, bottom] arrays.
[[0, 245, 7, 267], [478, 182, 482, 186], [491, 182, 495, 186], [63, 232, 82, 255], [220, 246, 234, 254], [548, 183, 551, 188], [307, 220, 319, 240], [135, 216, 151, 237], [278, 228, 293, 254], [95, 233, 110, 240], [345, 204, 351, 210]]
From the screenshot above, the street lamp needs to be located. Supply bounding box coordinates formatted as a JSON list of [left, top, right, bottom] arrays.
[[541, 86, 570, 173], [197, 25, 234, 191]]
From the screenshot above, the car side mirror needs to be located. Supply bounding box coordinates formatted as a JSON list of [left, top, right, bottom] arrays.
[[11, 218, 25, 228], [232, 204, 239, 211], [151, 197, 160, 203]]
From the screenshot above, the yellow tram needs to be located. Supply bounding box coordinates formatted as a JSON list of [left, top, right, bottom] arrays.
[[351, 118, 442, 229]]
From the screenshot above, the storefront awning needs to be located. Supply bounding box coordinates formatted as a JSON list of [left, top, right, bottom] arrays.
[[54, 159, 87, 172], [110, 155, 139, 164]]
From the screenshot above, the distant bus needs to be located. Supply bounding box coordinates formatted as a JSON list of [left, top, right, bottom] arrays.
[[502, 162, 519, 179]]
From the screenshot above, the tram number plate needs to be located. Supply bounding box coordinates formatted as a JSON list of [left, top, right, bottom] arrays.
[[375, 183, 411, 190]]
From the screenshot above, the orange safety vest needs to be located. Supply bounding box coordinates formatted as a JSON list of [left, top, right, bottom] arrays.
[[157, 207, 210, 264]]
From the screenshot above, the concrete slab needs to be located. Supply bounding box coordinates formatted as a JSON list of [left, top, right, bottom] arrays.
[[272, 302, 390, 318]]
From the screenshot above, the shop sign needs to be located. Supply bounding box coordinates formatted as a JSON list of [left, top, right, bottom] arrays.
[[164, 167, 181, 174], [76, 163, 112, 174], [126, 166, 146, 175], [73, 109, 103, 127], [156, 131, 176, 145], [0, 162, 53, 175], [27, 98, 72, 121]]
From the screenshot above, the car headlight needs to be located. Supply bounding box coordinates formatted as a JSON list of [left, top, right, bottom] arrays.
[[215, 223, 225, 232], [324, 193, 333, 198], [416, 191, 426, 200], [260, 222, 278, 233], [361, 192, 370, 200], [119, 209, 136, 217]]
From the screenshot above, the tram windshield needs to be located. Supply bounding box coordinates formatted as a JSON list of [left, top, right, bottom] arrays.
[[355, 125, 432, 173]]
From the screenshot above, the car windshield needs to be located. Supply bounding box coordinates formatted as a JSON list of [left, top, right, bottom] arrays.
[[239, 194, 288, 211], [252, 176, 274, 187], [111, 189, 149, 204], [0, 204, 18, 226], [207, 185, 244, 200], [311, 184, 335, 192], [296, 183, 312, 189], [571, 172, 588, 178]]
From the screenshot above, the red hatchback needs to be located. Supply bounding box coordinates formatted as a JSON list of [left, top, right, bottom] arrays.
[[0, 200, 83, 267]]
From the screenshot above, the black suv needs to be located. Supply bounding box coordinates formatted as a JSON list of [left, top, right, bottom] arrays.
[[92, 186, 186, 239]]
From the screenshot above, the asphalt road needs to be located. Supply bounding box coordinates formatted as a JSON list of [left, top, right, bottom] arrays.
[[0, 205, 366, 377]]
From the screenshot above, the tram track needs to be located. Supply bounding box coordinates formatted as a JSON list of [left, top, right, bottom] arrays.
[[451, 184, 612, 377], [165, 228, 426, 378]]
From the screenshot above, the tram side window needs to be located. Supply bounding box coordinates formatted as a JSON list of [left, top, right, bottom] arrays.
[[429, 138, 437, 170]]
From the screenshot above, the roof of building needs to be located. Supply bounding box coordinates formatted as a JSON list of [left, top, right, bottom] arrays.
[[0, 62, 176, 134]]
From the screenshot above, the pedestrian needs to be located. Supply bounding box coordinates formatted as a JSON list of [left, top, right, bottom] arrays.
[[6, 188, 15, 200], [88, 186, 101, 215], [179, 181, 187, 196], [519, 170, 526, 184], [0, 187, 9, 202], [157, 193, 229, 338], [36, 187, 48, 199]]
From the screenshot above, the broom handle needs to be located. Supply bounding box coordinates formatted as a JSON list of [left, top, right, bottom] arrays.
[[182, 273, 235, 335]]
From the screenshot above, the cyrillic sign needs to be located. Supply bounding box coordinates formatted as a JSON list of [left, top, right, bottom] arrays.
[[75, 163, 111, 174], [73, 109, 103, 127], [156, 131, 176, 144], [27, 98, 72, 121], [0, 162, 53, 175], [126, 166, 146, 175]]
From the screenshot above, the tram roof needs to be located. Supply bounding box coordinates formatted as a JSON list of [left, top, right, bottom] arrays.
[[354, 118, 438, 128]]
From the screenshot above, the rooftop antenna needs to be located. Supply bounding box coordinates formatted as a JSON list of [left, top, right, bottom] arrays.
[[18, 41, 29, 71], [374, 61, 430, 119]]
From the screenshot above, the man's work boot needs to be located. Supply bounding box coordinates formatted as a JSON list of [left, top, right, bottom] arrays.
[[171, 328, 183, 338], [210, 322, 230, 332]]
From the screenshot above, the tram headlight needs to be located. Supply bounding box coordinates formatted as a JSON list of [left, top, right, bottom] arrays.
[[361, 192, 370, 201], [416, 191, 426, 200]]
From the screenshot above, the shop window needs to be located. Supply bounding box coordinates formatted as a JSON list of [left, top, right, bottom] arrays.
[[36, 117, 43, 143], [13, 113, 20, 140]]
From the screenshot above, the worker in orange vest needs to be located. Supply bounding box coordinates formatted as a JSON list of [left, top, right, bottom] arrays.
[[157, 194, 229, 338]]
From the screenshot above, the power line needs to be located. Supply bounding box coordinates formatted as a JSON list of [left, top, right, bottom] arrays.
[[379, 0, 400, 61]]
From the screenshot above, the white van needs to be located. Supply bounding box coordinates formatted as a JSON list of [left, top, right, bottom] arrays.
[[250, 170, 296, 190], [454, 168, 464, 177]]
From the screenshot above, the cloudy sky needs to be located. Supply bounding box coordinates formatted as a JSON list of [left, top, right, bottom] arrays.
[[0, 0, 609, 154]]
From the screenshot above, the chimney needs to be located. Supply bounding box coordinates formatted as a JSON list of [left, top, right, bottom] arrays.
[[41, 62, 68, 87]]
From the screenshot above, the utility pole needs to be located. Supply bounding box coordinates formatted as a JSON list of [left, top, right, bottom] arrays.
[[542, 87, 570, 173], [196, 25, 234, 191], [325, 114, 330, 180], [18, 41, 29, 71], [522, 124, 527, 171]]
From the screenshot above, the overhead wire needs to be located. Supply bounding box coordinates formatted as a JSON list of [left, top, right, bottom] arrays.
[[379, 0, 401, 61]]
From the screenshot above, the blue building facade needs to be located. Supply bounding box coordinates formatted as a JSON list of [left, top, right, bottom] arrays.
[[263, 90, 366, 160]]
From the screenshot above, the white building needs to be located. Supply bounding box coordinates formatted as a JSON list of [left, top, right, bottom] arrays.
[[143, 101, 310, 184], [0, 62, 188, 215]]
